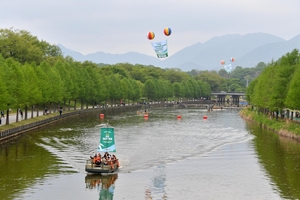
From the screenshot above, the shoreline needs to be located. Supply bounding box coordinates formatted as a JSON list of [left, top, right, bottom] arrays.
[[0, 105, 144, 144], [239, 108, 300, 142]]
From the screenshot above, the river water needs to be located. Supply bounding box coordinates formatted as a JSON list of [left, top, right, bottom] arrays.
[[1, 107, 300, 199]]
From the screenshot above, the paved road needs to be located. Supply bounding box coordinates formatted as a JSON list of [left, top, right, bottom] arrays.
[[0, 110, 46, 126]]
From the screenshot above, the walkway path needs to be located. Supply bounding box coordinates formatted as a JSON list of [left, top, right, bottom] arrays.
[[0, 111, 45, 126]]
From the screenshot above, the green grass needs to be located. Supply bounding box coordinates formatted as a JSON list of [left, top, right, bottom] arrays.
[[0, 111, 73, 132], [240, 108, 300, 135]]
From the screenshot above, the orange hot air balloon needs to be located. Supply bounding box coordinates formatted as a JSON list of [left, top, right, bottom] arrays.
[[220, 60, 225, 65], [147, 31, 155, 40]]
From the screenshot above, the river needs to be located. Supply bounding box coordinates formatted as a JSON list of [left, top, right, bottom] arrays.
[[1, 107, 300, 199]]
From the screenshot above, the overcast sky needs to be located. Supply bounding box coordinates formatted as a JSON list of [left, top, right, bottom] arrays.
[[1, 0, 300, 57]]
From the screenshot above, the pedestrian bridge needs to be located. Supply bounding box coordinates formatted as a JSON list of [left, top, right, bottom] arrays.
[[211, 92, 245, 106]]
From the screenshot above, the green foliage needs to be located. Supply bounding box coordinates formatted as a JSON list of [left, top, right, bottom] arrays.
[[143, 79, 156, 100], [0, 56, 8, 109], [241, 109, 300, 135], [163, 69, 190, 83], [247, 48, 300, 112], [285, 65, 300, 109], [195, 71, 225, 92], [172, 82, 183, 100], [0, 28, 62, 65], [245, 78, 257, 104]]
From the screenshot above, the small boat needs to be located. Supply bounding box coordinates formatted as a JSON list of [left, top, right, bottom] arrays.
[[85, 125, 120, 174]]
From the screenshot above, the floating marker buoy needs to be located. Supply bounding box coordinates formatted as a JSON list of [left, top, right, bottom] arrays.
[[100, 113, 104, 119], [203, 115, 207, 119], [177, 115, 182, 119]]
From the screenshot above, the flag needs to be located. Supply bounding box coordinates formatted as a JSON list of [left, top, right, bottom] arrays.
[[151, 40, 168, 58]]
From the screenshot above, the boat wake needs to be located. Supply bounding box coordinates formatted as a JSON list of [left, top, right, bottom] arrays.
[[36, 137, 88, 174]]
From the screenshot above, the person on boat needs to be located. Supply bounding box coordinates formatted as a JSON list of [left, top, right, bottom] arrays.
[[90, 152, 97, 160], [107, 155, 114, 169], [90, 153, 97, 163], [111, 155, 120, 167], [92, 155, 97, 164], [95, 153, 102, 166], [104, 152, 110, 160], [102, 157, 108, 165]]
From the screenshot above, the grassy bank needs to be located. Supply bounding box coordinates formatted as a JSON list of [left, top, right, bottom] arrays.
[[239, 107, 300, 140], [0, 112, 64, 132]]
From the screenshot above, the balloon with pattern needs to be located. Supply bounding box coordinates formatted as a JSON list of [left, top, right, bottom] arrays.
[[147, 31, 155, 40], [220, 60, 225, 65], [163, 27, 172, 36], [230, 57, 235, 62]]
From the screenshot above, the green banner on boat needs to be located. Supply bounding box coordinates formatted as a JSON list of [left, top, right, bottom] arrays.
[[98, 127, 116, 152]]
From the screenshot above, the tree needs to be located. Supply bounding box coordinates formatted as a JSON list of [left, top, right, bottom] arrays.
[[173, 82, 183, 101], [0, 56, 9, 111], [285, 66, 300, 110], [0, 28, 62, 64], [120, 78, 130, 103], [218, 69, 229, 78], [163, 69, 190, 83], [53, 59, 73, 109], [195, 71, 225, 92], [250, 66, 275, 109], [245, 78, 257, 105], [144, 79, 156, 101], [130, 79, 142, 103], [108, 74, 122, 104], [40, 61, 63, 108], [21, 62, 43, 117], [4, 58, 27, 122]]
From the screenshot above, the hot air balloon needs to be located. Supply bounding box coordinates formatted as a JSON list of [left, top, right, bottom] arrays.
[[163, 27, 172, 36], [230, 57, 235, 62], [147, 31, 155, 40], [220, 60, 225, 65]]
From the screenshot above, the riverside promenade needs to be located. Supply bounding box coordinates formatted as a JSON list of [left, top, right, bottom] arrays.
[[0, 104, 147, 144], [0, 111, 44, 126]]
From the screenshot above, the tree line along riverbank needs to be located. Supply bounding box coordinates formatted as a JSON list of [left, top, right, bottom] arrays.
[[239, 107, 300, 141]]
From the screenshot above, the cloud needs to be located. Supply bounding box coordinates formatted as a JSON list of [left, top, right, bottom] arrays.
[[1, 0, 300, 56]]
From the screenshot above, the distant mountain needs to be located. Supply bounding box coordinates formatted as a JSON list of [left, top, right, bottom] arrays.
[[58, 44, 162, 66], [58, 32, 300, 71]]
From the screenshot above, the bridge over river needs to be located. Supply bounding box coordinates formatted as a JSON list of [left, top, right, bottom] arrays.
[[211, 92, 246, 106], [175, 92, 246, 109]]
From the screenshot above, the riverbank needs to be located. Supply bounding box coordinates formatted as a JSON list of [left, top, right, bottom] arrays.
[[239, 107, 300, 141], [0, 104, 145, 144]]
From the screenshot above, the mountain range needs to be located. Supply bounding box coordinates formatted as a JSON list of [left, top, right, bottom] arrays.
[[58, 32, 300, 71]]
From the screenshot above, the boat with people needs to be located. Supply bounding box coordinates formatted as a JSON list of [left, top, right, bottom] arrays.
[[85, 124, 120, 174]]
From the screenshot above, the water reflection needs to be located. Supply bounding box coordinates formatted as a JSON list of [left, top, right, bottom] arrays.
[[85, 174, 118, 200], [145, 165, 167, 200], [247, 123, 300, 199]]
